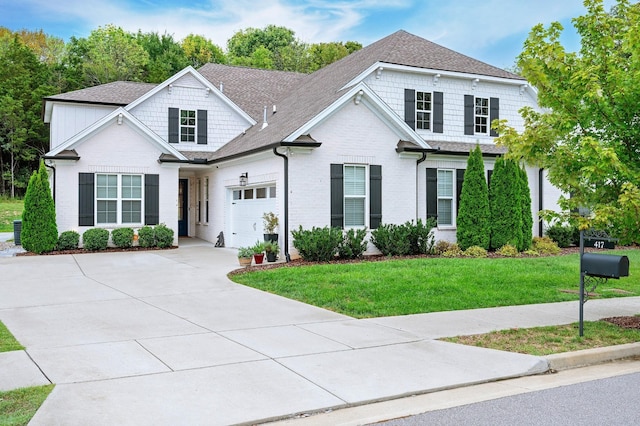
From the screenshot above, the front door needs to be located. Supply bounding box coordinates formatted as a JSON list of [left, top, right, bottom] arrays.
[[178, 179, 188, 236]]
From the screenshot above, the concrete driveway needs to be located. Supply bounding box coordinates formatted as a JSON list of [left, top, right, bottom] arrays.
[[0, 239, 552, 425]]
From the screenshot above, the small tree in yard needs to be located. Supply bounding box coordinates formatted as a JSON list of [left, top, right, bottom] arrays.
[[21, 160, 57, 253], [518, 164, 533, 251], [457, 145, 490, 250], [489, 157, 522, 250]]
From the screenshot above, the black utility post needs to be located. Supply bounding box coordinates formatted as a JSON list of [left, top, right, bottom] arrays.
[[579, 230, 585, 336]]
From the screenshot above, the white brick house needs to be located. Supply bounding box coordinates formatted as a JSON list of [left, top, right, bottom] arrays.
[[42, 30, 561, 255]]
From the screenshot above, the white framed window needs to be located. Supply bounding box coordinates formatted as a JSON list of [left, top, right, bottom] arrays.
[[475, 97, 489, 134], [96, 174, 143, 225], [344, 165, 367, 227], [180, 109, 196, 142], [416, 91, 432, 130], [437, 169, 454, 226]]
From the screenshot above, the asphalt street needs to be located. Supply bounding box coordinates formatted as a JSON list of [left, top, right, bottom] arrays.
[[375, 371, 640, 426]]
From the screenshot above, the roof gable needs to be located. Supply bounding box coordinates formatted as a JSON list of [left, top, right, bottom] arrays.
[[47, 107, 187, 160]]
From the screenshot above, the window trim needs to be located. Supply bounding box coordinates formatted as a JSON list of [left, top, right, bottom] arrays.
[[95, 173, 144, 226], [415, 90, 432, 131], [343, 164, 368, 229], [180, 109, 196, 143], [437, 169, 455, 227]]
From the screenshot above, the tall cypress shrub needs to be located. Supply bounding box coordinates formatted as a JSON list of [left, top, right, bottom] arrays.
[[457, 145, 490, 250], [21, 161, 58, 254], [518, 164, 533, 251], [489, 157, 522, 250]]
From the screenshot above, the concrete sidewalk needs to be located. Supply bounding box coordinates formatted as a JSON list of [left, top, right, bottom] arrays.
[[0, 241, 638, 425]]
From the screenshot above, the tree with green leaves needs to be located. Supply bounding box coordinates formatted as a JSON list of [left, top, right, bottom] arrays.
[[21, 161, 57, 253], [518, 165, 533, 251], [495, 0, 640, 244], [181, 34, 226, 68], [489, 157, 523, 250], [457, 145, 490, 250], [137, 31, 189, 83]]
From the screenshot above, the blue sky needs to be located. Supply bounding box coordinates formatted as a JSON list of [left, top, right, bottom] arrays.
[[0, 0, 618, 69]]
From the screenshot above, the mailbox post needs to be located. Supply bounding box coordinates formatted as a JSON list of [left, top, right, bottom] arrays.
[[578, 230, 629, 336]]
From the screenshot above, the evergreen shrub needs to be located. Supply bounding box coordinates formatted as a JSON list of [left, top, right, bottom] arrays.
[[111, 227, 134, 248], [463, 245, 488, 258], [497, 244, 520, 257], [154, 224, 174, 248], [138, 226, 155, 247], [82, 228, 109, 250], [57, 230, 80, 250], [457, 145, 490, 250], [338, 228, 368, 259], [292, 226, 342, 261], [532, 236, 561, 255], [545, 223, 575, 248], [21, 161, 58, 254]]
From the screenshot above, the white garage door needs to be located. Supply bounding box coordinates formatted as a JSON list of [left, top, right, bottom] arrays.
[[230, 185, 276, 248]]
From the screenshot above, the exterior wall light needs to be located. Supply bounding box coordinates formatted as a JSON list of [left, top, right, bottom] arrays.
[[239, 172, 248, 186]]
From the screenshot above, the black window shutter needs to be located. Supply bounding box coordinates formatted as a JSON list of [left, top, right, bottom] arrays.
[[197, 110, 207, 144], [464, 95, 474, 135], [404, 89, 416, 130], [487, 169, 493, 188], [433, 91, 444, 133], [489, 97, 499, 136], [456, 169, 465, 214], [370, 165, 382, 229], [168, 108, 179, 143], [78, 173, 94, 226], [426, 168, 437, 221], [145, 174, 160, 225], [330, 164, 344, 228]]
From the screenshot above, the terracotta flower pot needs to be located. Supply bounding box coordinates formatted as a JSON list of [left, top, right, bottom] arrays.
[[253, 253, 265, 264]]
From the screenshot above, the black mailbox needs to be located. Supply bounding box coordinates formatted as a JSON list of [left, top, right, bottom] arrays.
[[582, 253, 629, 279]]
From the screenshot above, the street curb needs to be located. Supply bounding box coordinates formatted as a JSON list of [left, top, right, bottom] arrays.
[[544, 342, 640, 371]]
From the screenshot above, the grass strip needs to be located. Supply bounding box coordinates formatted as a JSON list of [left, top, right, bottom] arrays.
[[0, 199, 23, 233], [0, 385, 54, 426], [442, 320, 640, 356], [0, 322, 24, 352], [231, 249, 640, 318]]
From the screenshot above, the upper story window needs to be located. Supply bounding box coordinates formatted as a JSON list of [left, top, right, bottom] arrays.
[[464, 95, 499, 137], [416, 91, 432, 130], [474, 97, 489, 134], [180, 110, 196, 142], [168, 108, 208, 144]]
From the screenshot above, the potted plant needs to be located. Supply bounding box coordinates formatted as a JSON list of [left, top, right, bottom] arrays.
[[264, 241, 280, 262], [252, 241, 265, 264], [262, 212, 279, 243], [237, 246, 253, 267]]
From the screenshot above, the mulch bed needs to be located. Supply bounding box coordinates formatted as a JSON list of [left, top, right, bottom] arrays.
[[602, 316, 640, 330]]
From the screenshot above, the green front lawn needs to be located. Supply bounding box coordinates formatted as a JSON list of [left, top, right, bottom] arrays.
[[0, 385, 54, 426], [0, 198, 23, 232], [231, 249, 640, 318], [0, 321, 24, 352]]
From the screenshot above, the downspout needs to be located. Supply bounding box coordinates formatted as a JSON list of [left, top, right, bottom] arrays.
[[416, 152, 427, 220], [538, 168, 544, 237], [273, 146, 290, 262]]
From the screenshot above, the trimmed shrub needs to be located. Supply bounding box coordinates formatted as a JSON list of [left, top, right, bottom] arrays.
[[518, 165, 533, 251], [545, 223, 574, 248], [21, 161, 58, 254], [523, 249, 540, 257], [338, 228, 368, 259], [138, 226, 155, 248], [82, 228, 109, 250], [457, 145, 490, 250], [292, 226, 342, 262], [497, 244, 519, 257], [57, 231, 80, 250], [489, 157, 523, 251], [154, 224, 174, 248], [371, 223, 411, 256], [111, 227, 134, 248], [532, 236, 561, 255], [441, 244, 463, 257], [463, 245, 488, 258], [433, 240, 454, 255], [371, 219, 436, 256]]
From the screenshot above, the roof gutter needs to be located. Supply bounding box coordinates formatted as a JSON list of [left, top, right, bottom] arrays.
[[396, 146, 505, 158]]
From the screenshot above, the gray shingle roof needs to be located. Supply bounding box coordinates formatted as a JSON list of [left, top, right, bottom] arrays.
[[209, 30, 522, 161], [197, 64, 307, 122], [45, 81, 156, 105]]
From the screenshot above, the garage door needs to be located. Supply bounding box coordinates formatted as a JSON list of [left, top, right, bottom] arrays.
[[230, 185, 276, 248]]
